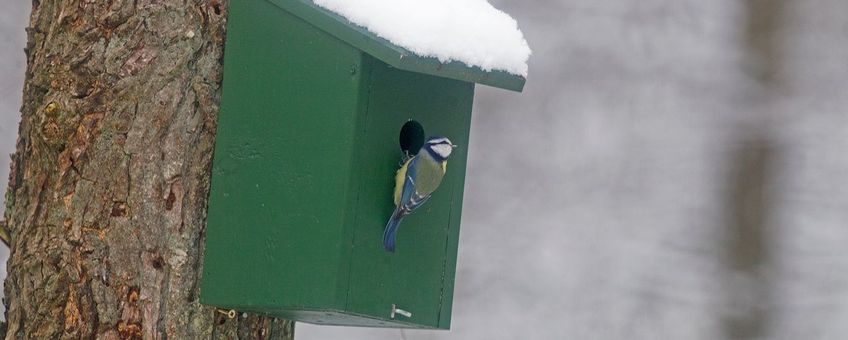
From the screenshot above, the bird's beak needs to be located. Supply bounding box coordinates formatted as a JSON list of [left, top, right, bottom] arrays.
[[451, 144, 458, 148]]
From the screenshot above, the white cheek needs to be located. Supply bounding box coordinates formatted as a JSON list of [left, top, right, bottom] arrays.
[[431, 144, 452, 158]]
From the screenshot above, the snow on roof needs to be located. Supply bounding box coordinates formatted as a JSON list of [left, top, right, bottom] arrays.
[[313, 0, 531, 77]]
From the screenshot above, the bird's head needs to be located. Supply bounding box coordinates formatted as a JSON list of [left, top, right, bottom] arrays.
[[422, 136, 457, 162]]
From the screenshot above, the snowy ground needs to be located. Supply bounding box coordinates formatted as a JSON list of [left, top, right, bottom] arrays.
[[3, 1, 848, 339]]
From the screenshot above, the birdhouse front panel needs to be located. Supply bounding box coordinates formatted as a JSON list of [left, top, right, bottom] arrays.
[[343, 56, 473, 329]]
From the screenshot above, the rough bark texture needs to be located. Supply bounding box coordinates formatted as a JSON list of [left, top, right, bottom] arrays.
[[3, 1, 294, 339]]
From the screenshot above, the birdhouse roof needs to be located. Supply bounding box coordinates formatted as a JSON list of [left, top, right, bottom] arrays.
[[270, 0, 530, 92]]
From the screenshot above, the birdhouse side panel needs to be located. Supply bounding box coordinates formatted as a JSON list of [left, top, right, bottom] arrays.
[[202, 0, 368, 312]]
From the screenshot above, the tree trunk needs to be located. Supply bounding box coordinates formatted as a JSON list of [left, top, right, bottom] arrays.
[[3, 1, 294, 338]]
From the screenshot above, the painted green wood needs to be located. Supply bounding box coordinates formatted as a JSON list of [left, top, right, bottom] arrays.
[[345, 56, 473, 329], [201, 0, 471, 329], [201, 0, 361, 312], [266, 0, 526, 92]]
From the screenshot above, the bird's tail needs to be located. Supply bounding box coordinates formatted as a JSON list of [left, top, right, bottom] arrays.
[[383, 210, 405, 253]]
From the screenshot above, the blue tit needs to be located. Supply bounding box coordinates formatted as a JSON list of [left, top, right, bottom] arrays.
[[383, 136, 457, 252]]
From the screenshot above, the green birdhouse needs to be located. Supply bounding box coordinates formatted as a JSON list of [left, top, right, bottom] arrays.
[[200, 0, 527, 329]]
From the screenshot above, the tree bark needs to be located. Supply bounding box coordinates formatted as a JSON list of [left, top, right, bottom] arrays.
[[3, 1, 294, 339]]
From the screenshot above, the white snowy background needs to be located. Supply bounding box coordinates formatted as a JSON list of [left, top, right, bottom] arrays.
[[3, 1, 848, 339]]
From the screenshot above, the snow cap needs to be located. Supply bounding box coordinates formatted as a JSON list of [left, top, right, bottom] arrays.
[[313, 0, 531, 77]]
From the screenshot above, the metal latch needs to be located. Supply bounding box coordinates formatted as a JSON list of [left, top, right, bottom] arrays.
[[390, 304, 412, 319]]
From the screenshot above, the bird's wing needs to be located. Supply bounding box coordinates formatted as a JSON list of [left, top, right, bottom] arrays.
[[396, 156, 431, 213], [407, 194, 431, 211], [399, 157, 417, 202], [394, 157, 413, 206]]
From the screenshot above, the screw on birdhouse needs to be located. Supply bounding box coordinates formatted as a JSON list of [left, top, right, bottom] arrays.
[[390, 304, 412, 319], [216, 308, 236, 319]]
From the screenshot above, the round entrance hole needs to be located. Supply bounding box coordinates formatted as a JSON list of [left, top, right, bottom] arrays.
[[399, 120, 425, 156]]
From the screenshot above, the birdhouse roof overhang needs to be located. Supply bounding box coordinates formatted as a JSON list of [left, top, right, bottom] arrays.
[[269, 0, 528, 92]]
